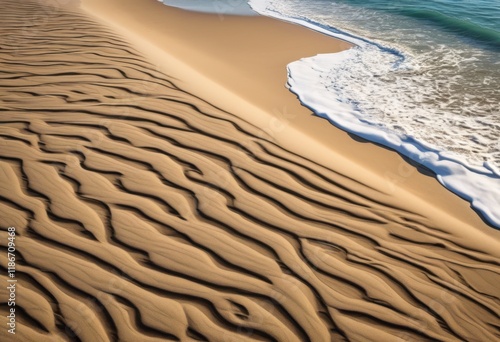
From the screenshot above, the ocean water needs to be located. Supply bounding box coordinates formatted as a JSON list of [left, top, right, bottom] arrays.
[[159, 0, 500, 228], [248, 0, 500, 228], [159, 0, 256, 15]]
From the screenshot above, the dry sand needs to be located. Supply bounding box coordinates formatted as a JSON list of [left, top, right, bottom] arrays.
[[0, 0, 499, 341]]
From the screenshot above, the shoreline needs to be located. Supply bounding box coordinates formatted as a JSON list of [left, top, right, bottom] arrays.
[[79, 0, 498, 236], [248, 1, 500, 229]]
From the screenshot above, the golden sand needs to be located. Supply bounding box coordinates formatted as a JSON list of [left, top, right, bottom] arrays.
[[0, 0, 499, 341]]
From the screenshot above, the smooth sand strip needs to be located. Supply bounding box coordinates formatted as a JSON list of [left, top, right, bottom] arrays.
[[0, 0, 499, 341]]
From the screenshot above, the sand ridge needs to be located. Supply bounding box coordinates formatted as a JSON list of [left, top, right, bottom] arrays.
[[0, 0, 499, 341]]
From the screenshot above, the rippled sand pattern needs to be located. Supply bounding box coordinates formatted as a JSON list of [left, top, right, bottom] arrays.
[[1, 1, 499, 341]]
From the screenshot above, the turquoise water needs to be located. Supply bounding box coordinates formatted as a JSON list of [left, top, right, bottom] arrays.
[[333, 0, 500, 33], [324, 0, 500, 49]]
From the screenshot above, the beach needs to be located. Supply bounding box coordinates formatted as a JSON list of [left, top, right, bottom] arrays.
[[0, 0, 499, 341]]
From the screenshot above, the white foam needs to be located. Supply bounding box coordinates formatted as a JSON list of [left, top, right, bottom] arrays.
[[249, 0, 500, 228]]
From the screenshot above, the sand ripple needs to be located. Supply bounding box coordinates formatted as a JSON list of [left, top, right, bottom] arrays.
[[0, 1, 499, 341]]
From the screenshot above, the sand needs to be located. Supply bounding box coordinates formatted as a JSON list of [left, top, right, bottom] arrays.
[[0, 0, 499, 341]]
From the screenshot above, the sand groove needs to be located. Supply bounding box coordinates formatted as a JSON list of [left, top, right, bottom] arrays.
[[1, 0, 499, 341]]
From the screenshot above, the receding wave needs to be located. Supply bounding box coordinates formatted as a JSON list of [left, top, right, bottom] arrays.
[[1, 0, 500, 341]]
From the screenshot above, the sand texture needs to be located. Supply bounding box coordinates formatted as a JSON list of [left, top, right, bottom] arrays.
[[1, 0, 499, 341]]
